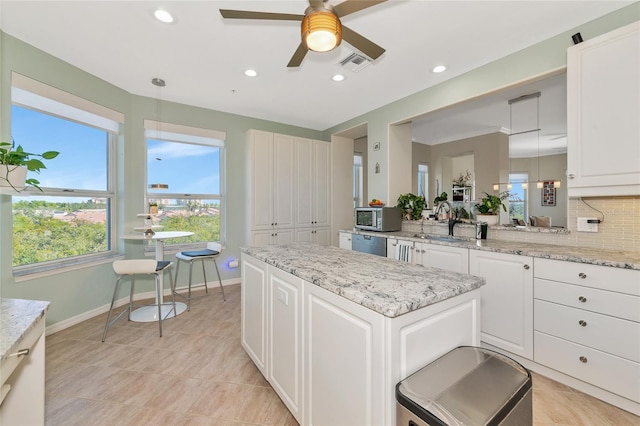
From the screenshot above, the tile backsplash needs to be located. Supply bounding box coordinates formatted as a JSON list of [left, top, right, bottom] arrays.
[[404, 196, 640, 252]]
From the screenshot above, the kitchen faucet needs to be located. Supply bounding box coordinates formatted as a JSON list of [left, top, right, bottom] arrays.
[[435, 201, 451, 221], [448, 217, 462, 237], [436, 201, 461, 237]]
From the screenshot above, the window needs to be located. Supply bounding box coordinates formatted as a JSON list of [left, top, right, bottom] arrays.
[[353, 153, 363, 208], [10, 74, 121, 270], [417, 163, 429, 200], [509, 172, 528, 223], [145, 121, 225, 248]]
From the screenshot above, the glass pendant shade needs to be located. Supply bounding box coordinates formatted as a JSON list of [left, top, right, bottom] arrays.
[[302, 11, 342, 52]]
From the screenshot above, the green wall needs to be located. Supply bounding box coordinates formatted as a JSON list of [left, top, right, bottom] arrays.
[[0, 33, 323, 327]]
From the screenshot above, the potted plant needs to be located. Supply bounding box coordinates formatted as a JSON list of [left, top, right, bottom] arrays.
[[474, 191, 509, 225], [0, 141, 59, 191], [396, 193, 426, 221]]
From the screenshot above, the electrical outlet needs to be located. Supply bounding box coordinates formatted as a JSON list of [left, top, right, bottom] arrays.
[[577, 217, 598, 232]]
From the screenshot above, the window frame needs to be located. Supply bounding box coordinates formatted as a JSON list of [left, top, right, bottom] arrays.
[[10, 74, 121, 275], [144, 121, 226, 251]]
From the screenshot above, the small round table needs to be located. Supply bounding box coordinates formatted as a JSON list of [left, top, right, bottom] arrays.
[[122, 231, 194, 322]]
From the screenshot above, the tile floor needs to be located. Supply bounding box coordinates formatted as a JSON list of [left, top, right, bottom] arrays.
[[45, 283, 639, 425]]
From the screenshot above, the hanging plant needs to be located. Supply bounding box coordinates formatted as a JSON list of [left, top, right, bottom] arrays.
[[0, 140, 59, 191]]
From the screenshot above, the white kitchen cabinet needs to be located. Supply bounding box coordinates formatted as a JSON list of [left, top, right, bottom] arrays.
[[247, 130, 295, 238], [240, 253, 269, 376], [470, 250, 534, 359], [0, 310, 46, 426], [294, 137, 331, 229], [294, 227, 330, 246], [251, 228, 294, 247], [415, 242, 469, 273], [566, 21, 640, 196], [386, 238, 413, 262], [533, 258, 640, 406], [339, 231, 352, 250], [268, 266, 304, 423]]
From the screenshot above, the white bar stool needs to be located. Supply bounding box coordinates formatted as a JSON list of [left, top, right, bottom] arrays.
[[173, 242, 226, 310], [102, 259, 176, 342]]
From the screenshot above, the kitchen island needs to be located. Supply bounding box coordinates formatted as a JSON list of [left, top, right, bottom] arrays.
[[241, 243, 484, 425]]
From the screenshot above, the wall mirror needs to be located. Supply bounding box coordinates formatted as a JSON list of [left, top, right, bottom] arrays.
[[411, 72, 568, 227]]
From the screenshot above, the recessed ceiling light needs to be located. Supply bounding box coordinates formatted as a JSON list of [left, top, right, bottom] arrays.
[[244, 69, 258, 77], [332, 74, 345, 82], [154, 9, 175, 24], [432, 65, 447, 73]]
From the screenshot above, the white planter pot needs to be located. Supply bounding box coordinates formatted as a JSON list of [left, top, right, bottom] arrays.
[[476, 214, 499, 226], [0, 164, 28, 191]]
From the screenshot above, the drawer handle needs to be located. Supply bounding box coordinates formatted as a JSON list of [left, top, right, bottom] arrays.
[[523, 264, 530, 270], [8, 348, 30, 358], [579, 356, 588, 363], [579, 320, 587, 327], [578, 296, 587, 303], [578, 272, 587, 279], [568, 174, 575, 179]]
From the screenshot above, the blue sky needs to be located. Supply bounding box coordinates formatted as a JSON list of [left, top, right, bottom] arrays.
[[11, 105, 220, 196]]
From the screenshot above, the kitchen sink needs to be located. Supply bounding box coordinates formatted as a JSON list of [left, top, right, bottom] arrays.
[[413, 234, 466, 243]]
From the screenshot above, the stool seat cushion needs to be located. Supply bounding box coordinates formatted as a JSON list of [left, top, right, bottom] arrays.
[[180, 249, 219, 258], [156, 260, 172, 271]]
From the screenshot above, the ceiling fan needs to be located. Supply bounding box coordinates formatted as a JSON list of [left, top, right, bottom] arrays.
[[220, 0, 387, 67]]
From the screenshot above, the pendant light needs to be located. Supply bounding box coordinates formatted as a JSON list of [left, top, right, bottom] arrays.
[[148, 78, 169, 191]]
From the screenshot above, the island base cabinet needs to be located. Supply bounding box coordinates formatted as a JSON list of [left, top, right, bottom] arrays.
[[304, 283, 385, 426], [268, 266, 304, 423], [241, 254, 268, 376]]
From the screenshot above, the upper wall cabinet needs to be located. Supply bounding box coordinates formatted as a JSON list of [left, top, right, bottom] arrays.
[[247, 130, 295, 232], [566, 21, 640, 197]]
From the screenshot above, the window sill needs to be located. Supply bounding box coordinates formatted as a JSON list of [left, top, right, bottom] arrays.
[[13, 253, 124, 282]]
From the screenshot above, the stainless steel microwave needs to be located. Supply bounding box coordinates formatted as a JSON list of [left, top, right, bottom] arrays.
[[354, 207, 402, 232]]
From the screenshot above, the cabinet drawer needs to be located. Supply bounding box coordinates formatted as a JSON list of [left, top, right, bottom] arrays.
[[534, 258, 640, 296], [535, 278, 640, 322], [534, 300, 640, 362], [534, 331, 640, 403], [0, 318, 45, 389]]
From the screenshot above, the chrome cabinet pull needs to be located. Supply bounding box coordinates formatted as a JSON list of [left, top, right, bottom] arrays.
[[579, 356, 588, 363], [579, 320, 587, 327], [8, 348, 30, 358], [578, 272, 587, 279], [578, 296, 587, 303], [568, 174, 575, 179], [523, 264, 530, 270]]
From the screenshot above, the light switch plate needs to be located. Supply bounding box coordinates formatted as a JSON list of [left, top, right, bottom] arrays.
[[577, 217, 598, 232]]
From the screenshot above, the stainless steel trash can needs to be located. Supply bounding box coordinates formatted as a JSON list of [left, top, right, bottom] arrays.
[[396, 346, 532, 426]]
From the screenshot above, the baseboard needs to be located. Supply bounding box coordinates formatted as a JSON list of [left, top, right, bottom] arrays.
[[45, 278, 240, 336]]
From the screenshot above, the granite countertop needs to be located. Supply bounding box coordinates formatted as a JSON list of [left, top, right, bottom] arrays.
[[242, 244, 484, 318], [1, 298, 49, 363], [343, 229, 640, 270]]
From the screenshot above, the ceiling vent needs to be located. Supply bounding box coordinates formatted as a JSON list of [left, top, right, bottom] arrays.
[[340, 53, 371, 72]]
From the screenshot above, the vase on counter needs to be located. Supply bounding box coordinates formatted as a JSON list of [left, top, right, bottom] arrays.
[[476, 214, 499, 226]]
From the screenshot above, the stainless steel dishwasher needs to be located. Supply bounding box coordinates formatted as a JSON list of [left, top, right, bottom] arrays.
[[351, 233, 386, 257]]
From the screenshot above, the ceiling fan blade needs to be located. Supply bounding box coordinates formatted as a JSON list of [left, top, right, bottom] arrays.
[[220, 9, 303, 21], [333, 0, 387, 17], [341, 25, 385, 60], [287, 43, 308, 68]]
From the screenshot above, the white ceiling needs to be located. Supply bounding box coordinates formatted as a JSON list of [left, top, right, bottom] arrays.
[[0, 1, 632, 133]]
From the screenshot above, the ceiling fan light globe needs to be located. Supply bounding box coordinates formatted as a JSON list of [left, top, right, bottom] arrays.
[[302, 11, 342, 52]]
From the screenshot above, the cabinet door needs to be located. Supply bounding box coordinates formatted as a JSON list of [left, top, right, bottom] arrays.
[[294, 227, 313, 243], [273, 133, 295, 229], [314, 227, 330, 246], [249, 130, 275, 230], [304, 283, 384, 425], [294, 137, 314, 228], [386, 238, 398, 259], [274, 229, 294, 245], [241, 254, 269, 375], [567, 22, 640, 196], [417, 243, 469, 273], [251, 230, 273, 247], [339, 232, 352, 250], [268, 266, 304, 422], [313, 140, 331, 227], [470, 250, 534, 359]]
